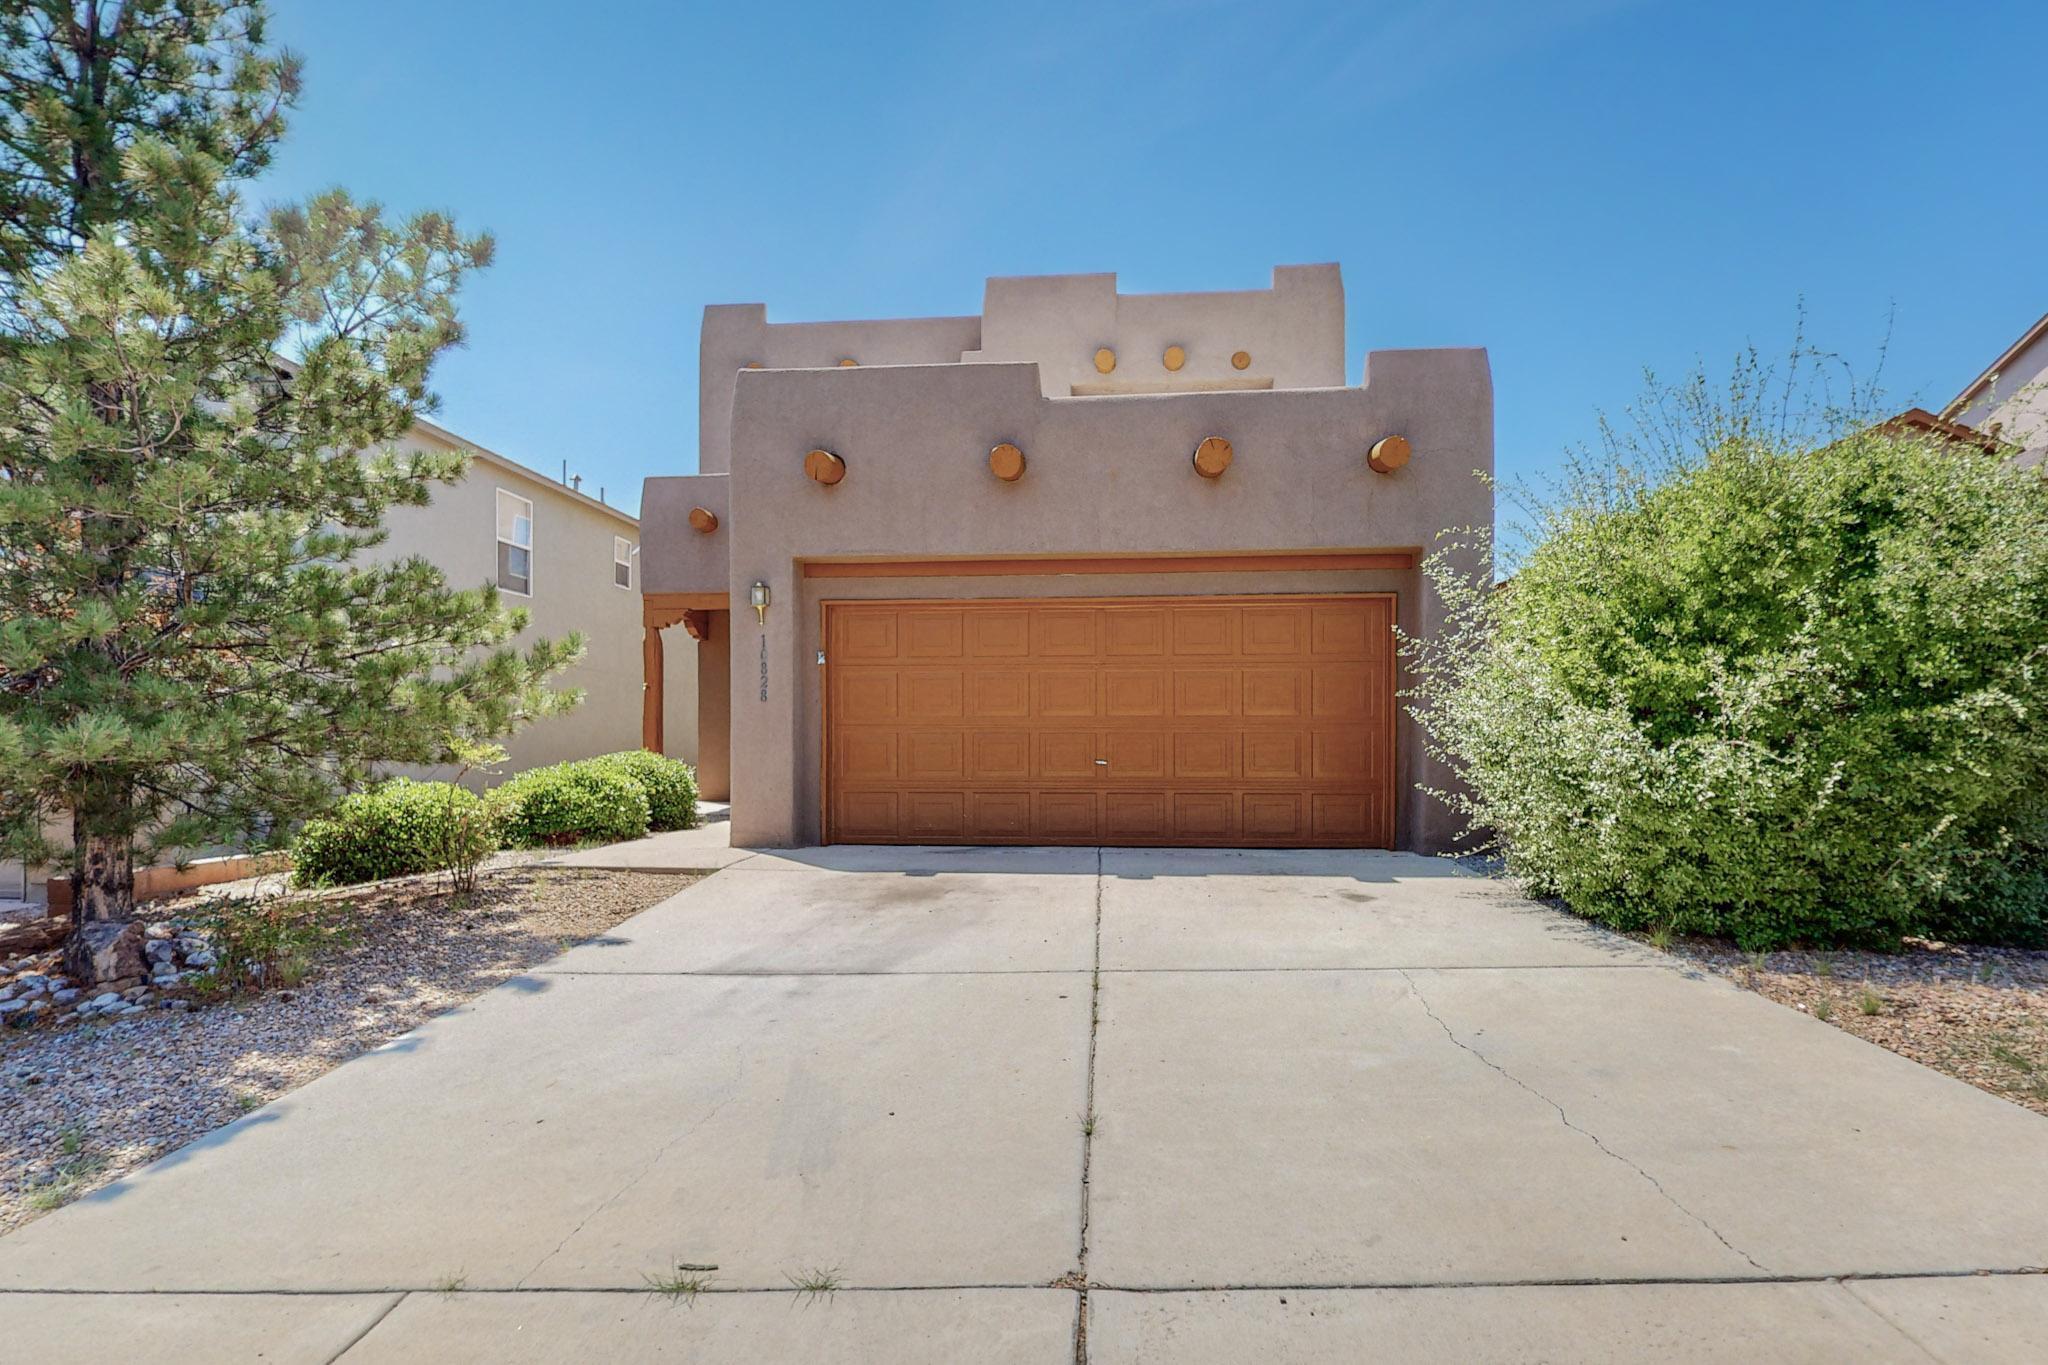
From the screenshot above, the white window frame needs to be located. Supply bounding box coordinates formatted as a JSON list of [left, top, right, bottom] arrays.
[[613, 537, 635, 590], [495, 488, 534, 597]]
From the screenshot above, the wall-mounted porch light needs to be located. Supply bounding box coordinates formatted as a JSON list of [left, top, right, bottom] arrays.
[[750, 580, 771, 624]]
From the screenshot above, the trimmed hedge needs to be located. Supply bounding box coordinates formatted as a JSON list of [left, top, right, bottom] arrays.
[[496, 759, 650, 847], [292, 779, 498, 888], [586, 750, 699, 831]]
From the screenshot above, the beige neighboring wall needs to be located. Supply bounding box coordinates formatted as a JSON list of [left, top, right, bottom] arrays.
[[375, 422, 697, 778], [1945, 312, 2048, 470]]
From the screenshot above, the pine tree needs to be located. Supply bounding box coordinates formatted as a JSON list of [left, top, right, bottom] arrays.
[[0, 2, 582, 980]]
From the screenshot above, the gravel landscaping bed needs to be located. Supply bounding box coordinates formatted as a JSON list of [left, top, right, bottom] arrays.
[[0, 866, 696, 1234], [1667, 936, 2048, 1115]]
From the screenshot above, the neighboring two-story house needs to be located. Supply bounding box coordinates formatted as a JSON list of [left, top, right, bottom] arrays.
[[1944, 310, 2048, 470], [382, 418, 697, 779], [640, 264, 1493, 853]]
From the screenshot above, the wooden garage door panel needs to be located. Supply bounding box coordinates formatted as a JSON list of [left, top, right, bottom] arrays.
[[825, 596, 1394, 848], [1104, 609, 1166, 657], [903, 610, 964, 659]]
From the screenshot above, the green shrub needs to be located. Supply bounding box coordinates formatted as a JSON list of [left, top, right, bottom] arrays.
[[292, 779, 499, 888], [586, 750, 699, 831], [1405, 358, 2048, 949], [496, 760, 650, 847]]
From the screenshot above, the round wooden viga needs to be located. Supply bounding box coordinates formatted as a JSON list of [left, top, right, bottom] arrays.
[[687, 505, 719, 533], [1192, 436, 1233, 479], [804, 449, 847, 485], [989, 442, 1026, 482], [1368, 434, 1412, 474]]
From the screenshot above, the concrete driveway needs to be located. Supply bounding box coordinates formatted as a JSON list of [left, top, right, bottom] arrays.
[[5, 848, 2048, 1362]]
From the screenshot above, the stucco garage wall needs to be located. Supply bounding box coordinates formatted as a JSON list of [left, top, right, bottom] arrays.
[[723, 348, 1492, 852]]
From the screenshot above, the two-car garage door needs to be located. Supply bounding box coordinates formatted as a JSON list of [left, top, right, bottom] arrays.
[[823, 595, 1395, 847]]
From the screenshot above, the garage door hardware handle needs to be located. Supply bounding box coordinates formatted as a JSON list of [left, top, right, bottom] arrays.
[[1095, 759, 1109, 765]]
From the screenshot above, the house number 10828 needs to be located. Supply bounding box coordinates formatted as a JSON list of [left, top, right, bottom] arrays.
[[758, 635, 768, 702]]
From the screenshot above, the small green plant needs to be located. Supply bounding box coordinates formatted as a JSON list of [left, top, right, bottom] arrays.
[[1814, 956, 1835, 978], [437, 741, 508, 899], [189, 895, 350, 999], [1648, 921, 1675, 952], [495, 760, 651, 848], [1978, 962, 2000, 984], [1988, 1042, 2036, 1075], [1857, 985, 1884, 1016], [1813, 996, 1834, 1022], [432, 1270, 468, 1297], [645, 1262, 717, 1303], [1082, 1115, 1096, 1137], [234, 1090, 264, 1113], [56, 1125, 84, 1156], [26, 1151, 107, 1212], [785, 1265, 842, 1301]]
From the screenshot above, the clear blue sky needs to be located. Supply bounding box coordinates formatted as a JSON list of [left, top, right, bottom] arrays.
[[259, 0, 2045, 517]]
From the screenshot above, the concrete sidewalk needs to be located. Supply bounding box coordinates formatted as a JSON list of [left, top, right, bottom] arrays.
[[540, 800, 758, 872], [4, 848, 2047, 1360]]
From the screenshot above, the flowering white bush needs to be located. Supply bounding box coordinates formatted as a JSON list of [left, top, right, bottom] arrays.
[[1405, 364, 2048, 948]]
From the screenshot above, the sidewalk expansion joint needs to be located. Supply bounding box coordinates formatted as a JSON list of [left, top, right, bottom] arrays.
[[7, 1267, 2042, 1298]]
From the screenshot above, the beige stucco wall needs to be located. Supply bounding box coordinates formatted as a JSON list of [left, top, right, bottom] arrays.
[[1953, 328, 2048, 470], [966, 264, 1345, 396], [686, 344, 1491, 853], [375, 428, 695, 779], [698, 306, 983, 476]]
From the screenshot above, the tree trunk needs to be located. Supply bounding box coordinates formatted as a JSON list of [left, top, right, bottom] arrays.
[[63, 778, 144, 987], [71, 822, 135, 924]]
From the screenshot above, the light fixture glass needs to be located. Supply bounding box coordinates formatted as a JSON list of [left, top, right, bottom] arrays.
[[750, 580, 770, 623]]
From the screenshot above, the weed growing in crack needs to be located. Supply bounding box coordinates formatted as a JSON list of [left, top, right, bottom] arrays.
[[645, 1262, 718, 1303], [785, 1265, 842, 1302], [432, 1270, 467, 1297]]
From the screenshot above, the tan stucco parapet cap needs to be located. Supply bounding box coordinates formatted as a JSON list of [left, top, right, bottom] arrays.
[[1943, 309, 2048, 419]]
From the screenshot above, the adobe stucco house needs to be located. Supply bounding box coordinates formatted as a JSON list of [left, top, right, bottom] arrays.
[[641, 265, 1490, 853]]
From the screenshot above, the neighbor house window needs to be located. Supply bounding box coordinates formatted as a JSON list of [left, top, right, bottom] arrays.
[[613, 537, 634, 589], [496, 489, 533, 595]]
